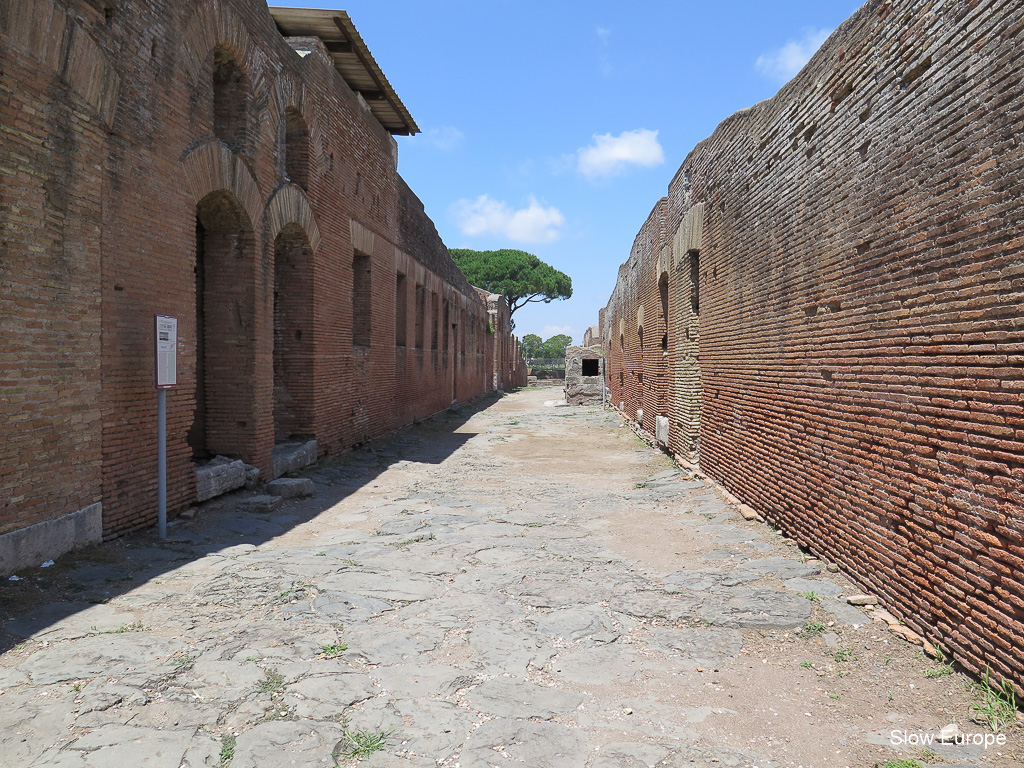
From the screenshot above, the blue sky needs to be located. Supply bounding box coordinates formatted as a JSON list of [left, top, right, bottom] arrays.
[[271, 1, 864, 342]]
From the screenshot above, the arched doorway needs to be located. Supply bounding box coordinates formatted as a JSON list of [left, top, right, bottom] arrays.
[[189, 190, 258, 463], [273, 224, 314, 443]]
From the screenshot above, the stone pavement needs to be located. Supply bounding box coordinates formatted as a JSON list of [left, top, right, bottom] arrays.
[[0, 388, 1016, 767]]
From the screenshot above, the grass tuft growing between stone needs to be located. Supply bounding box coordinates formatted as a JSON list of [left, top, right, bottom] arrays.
[[319, 643, 348, 658], [334, 728, 392, 760], [832, 646, 855, 662], [971, 665, 1019, 731], [800, 620, 827, 637], [256, 668, 285, 694], [218, 734, 236, 767]]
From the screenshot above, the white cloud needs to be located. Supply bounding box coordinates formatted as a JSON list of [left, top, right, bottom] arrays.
[[409, 125, 464, 151], [451, 194, 565, 244], [755, 28, 831, 83], [577, 128, 665, 180], [542, 325, 576, 339]]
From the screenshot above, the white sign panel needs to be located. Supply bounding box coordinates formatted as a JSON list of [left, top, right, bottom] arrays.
[[155, 314, 178, 389]]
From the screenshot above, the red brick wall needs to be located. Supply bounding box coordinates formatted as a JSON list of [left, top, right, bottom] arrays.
[[0, 2, 108, 536], [604, 0, 1024, 693], [1, 0, 515, 548]]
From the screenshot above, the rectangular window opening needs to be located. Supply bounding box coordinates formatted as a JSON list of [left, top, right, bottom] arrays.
[[395, 272, 407, 347], [442, 299, 450, 351], [430, 292, 439, 351], [352, 250, 371, 347], [582, 358, 600, 376], [689, 251, 700, 316], [414, 283, 425, 349]]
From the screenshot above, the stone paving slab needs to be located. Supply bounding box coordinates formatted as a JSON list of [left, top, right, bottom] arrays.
[[0, 391, 1009, 768], [460, 719, 590, 768], [699, 586, 812, 629]]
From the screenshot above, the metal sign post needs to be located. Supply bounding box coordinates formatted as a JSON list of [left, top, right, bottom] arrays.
[[154, 314, 178, 540]]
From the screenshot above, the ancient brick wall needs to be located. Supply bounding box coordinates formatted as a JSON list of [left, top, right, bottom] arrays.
[[0, 0, 511, 564], [0, 1, 115, 545], [509, 336, 528, 390], [603, 0, 1024, 692], [486, 294, 521, 392]]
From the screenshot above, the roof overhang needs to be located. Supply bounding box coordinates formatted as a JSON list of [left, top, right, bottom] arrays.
[[268, 6, 420, 136]]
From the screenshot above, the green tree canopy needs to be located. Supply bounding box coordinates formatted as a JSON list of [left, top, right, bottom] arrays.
[[520, 333, 573, 361], [541, 334, 572, 359], [449, 248, 572, 327], [521, 334, 544, 360]]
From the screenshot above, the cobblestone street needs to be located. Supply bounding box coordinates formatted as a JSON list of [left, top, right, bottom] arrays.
[[0, 387, 1017, 768]]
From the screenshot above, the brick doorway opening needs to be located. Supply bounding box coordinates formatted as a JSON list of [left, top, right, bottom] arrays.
[[273, 225, 314, 443], [189, 191, 258, 464]]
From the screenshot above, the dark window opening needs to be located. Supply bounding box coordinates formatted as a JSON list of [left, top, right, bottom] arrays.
[[414, 284, 425, 349], [189, 219, 207, 460], [659, 272, 669, 353], [190, 191, 257, 463], [430, 292, 439, 351], [442, 299, 450, 351], [352, 251, 371, 347], [284, 107, 309, 190], [582, 358, 600, 376], [689, 251, 700, 315], [273, 225, 314, 443], [395, 272, 407, 347], [459, 309, 466, 359], [212, 46, 247, 150]]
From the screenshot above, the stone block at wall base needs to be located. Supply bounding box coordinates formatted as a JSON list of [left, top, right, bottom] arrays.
[[195, 457, 247, 502], [0, 503, 102, 576], [272, 440, 319, 479], [266, 478, 315, 498], [656, 416, 669, 447]]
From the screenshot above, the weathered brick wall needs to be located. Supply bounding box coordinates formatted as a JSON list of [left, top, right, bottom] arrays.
[[603, 0, 1024, 692], [0, 1, 113, 538], [510, 337, 528, 389], [486, 294, 524, 392], [1, 0, 513, 561]]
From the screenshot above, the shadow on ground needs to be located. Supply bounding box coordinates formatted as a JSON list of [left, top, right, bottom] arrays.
[[0, 393, 498, 655]]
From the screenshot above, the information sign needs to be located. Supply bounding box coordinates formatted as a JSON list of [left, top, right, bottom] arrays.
[[155, 314, 178, 389]]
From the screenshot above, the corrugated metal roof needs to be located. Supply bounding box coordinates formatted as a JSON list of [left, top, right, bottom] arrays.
[[268, 6, 419, 136]]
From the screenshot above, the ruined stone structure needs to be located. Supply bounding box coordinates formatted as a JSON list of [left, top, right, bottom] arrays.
[[563, 346, 604, 405], [601, 0, 1024, 692], [0, 0, 522, 571]]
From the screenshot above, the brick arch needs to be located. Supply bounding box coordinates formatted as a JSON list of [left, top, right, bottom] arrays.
[[181, 142, 263, 229], [265, 185, 321, 254], [180, 1, 262, 86], [269, 76, 327, 178], [657, 246, 671, 282], [180, 2, 277, 171], [1, 0, 121, 126]]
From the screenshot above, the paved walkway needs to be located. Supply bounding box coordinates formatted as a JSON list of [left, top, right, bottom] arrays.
[[0, 388, 1016, 767]]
